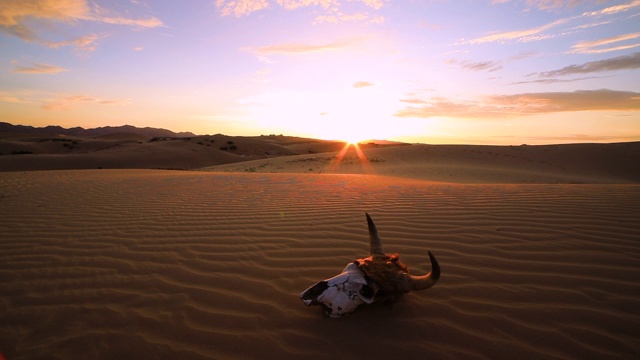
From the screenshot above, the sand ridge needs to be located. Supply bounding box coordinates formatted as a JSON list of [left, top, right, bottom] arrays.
[[203, 142, 640, 184], [1, 170, 639, 359], [2, 131, 639, 184]]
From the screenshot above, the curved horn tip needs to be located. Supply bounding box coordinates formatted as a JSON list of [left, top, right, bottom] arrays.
[[365, 213, 377, 232], [408, 250, 440, 291], [366, 213, 385, 256], [427, 250, 441, 282]]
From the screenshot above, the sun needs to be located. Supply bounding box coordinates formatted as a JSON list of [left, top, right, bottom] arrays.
[[342, 133, 369, 145], [344, 136, 363, 145]]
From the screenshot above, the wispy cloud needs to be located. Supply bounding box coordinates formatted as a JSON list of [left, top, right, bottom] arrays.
[[13, 63, 68, 74], [0, 89, 57, 105], [0, 0, 89, 41], [98, 16, 162, 27], [314, 12, 384, 24], [353, 81, 373, 88], [523, 0, 587, 11], [0, 89, 128, 109], [214, 0, 269, 17], [536, 52, 640, 77], [582, 0, 640, 16], [492, 1, 624, 12], [87, 2, 163, 27], [250, 41, 349, 55], [244, 37, 363, 62], [416, 20, 443, 30], [449, 52, 535, 76], [0, 0, 162, 51], [464, 18, 570, 44], [510, 76, 608, 85], [509, 51, 539, 61], [467, 1, 640, 46], [42, 95, 130, 110], [449, 59, 503, 72], [215, 0, 385, 23], [570, 32, 640, 54], [395, 89, 640, 118], [44, 33, 106, 52], [0, 91, 32, 104]]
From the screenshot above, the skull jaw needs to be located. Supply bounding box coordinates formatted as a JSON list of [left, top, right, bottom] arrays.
[[300, 263, 375, 318]]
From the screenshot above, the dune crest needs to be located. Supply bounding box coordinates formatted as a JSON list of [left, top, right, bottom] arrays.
[[204, 142, 640, 184], [2, 126, 639, 185]]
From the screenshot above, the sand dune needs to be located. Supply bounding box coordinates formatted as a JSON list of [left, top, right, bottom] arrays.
[[204, 142, 640, 184], [0, 133, 346, 172], [1, 170, 639, 359], [2, 130, 639, 185]]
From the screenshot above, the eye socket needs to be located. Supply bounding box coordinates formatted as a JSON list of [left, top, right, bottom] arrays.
[[359, 284, 375, 303], [300, 281, 329, 303]]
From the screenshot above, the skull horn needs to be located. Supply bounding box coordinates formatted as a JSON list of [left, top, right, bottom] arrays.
[[366, 213, 385, 257], [409, 251, 440, 291]]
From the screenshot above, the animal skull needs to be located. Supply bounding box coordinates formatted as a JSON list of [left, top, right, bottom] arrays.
[[300, 213, 440, 317], [299, 262, 375, 318]]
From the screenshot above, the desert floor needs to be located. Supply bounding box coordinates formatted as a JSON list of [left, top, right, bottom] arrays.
[[1, 169, 639, 359]]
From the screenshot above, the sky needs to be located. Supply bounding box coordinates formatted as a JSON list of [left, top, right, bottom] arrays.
[[1, 0, 639, 144]]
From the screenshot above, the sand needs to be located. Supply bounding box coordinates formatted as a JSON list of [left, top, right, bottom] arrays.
[[0, 133, 347, 172], [1, 169, 639, 359], [2, 131, 639, 184], [203, 142, 640, 184]]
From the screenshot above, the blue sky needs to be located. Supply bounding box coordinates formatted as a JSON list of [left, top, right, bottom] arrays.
[[1, 0, 639, 144]]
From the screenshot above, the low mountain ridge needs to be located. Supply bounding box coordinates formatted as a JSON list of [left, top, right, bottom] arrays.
[[0, 122, 195, 138]]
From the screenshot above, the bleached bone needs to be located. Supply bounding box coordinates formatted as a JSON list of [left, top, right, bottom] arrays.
[[300, 213, 440, 317]]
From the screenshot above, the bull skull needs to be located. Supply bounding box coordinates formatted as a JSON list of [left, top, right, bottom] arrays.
[[300, 213, 440, 318]]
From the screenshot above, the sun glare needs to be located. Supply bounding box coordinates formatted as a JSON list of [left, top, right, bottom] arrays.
[[344, 136, 365, 145], [324, 140, 374, 174]]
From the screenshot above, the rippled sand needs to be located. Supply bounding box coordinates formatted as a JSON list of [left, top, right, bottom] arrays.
[[1, 170, 639, 359]]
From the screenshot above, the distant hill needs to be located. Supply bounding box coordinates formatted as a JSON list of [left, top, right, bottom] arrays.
[[0, 122, 196, 138]]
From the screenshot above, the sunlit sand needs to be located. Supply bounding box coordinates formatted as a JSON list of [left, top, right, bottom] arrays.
[[1, 139, 640, 359], [325, 142, 373, 174]]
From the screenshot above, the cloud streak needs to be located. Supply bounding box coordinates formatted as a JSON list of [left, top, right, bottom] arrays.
[[244, 37, 364, 62], [451, 59, 503, 72], [353, 81, 373, 88], [510, 76, 608, 85], [582, 0, 640, 16], [215, 0, 385, 22], [0, 89, 129, 109], [570, 32, 640, 54], [536, 52, 640, 77], [494, 0, 640, 13], [13, 63, 68, 74], [0, 0, 162, 50], [468, 1, 640, 46], [250, 41, 349, 55], [464, 18, 569, 44], [42, 95, 130, 110], [0, 0, 89, 41], [44, 33, 106, 52], [314, 12, 384, 24], [395, 89, 640, 119], [524, 0, 590, 11]]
